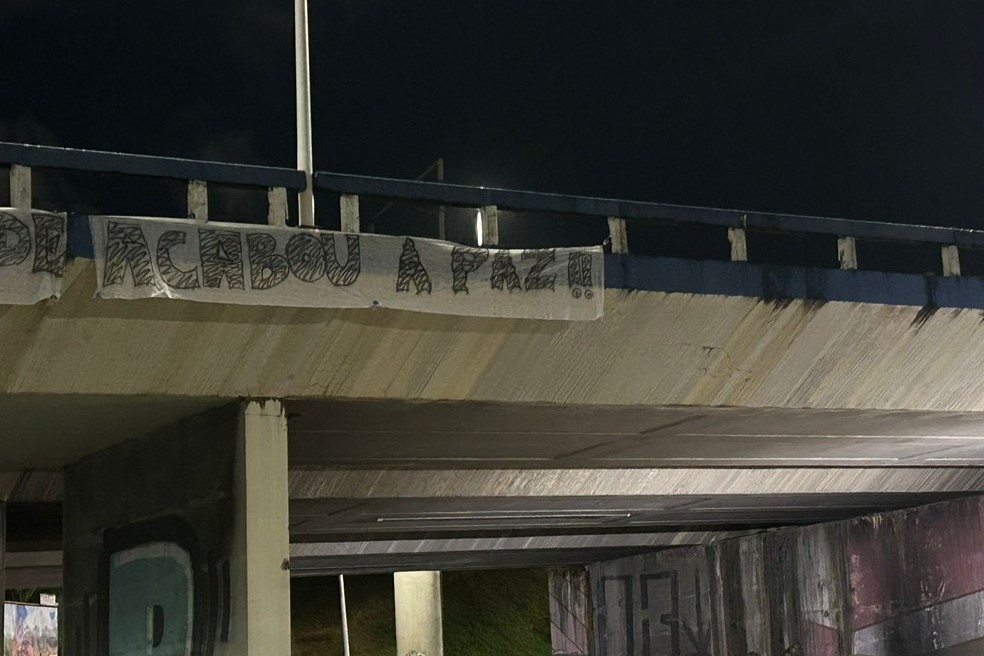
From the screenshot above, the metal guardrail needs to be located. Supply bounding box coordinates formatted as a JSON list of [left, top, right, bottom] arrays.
[[0, 142, 305, 225], [314, 171, 975, 274], [1, 141, 980, 276]]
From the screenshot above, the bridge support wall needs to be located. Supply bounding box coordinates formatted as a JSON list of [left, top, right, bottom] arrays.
[[549, 567, 592, 656], [590, 495, 984, 656], [63, 400, 291, 656]]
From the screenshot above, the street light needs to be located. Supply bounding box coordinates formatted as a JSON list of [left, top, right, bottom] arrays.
[[295, 0, 315, 226]]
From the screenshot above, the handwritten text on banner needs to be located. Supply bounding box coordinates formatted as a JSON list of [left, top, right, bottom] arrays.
[[90, 216, 603, 320]]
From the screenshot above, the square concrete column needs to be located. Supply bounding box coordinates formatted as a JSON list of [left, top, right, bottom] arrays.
[[63, 401, 291, 656], [222, 400, 292, 656], [394, 570, 443, 656]]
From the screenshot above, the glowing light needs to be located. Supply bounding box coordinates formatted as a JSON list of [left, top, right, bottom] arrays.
[[475, 209, 484, 246]]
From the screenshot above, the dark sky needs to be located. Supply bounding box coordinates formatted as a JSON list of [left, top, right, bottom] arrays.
[[4, 1, 984, 229]]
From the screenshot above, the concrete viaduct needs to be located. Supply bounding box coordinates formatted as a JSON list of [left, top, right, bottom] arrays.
[[3, 142, 984, 654]]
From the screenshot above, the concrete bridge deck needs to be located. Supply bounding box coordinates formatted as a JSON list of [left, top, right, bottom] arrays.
[[5, 142, 984, 654]]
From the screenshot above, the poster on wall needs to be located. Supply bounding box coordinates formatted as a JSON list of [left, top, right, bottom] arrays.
[[3, 603, 58, 656], [0, 209, 67, 305], [89, 215, 604, 320]]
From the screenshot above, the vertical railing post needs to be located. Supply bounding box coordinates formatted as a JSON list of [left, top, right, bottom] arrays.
[[838, 237, 858, 270], [267, 187, 288, 227], [340, 194, 360, 233], [942, 245, 961, 277], [436, 157, 446, 241], [9, 164, 31, 208], [187, 180, 208, 221], [607, 217, 628, 254], [728, 227, 748, 262], [481, 205, 499, 246]]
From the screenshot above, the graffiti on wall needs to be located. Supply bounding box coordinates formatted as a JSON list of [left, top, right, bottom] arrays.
[[102, 517, 232, 656], [847, 498, 984, 656], [593, 547, 712, 656], [588, 496, 984, 656], [108, 543, 193, 656], [63, 406, 239, 656]]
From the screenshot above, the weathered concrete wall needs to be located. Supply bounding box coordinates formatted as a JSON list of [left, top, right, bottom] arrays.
[[8, 260, 984, 411], [549, 567, 592, 655], [593, 546, 713, 656], [63, 405, 239, 656], [590, 495, 984, 655]]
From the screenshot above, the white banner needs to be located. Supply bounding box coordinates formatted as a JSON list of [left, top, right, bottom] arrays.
[[0, 208, 67, 305], [90, 216, 603, 320]]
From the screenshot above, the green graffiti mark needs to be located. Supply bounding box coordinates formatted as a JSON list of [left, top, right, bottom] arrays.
[[108, 543, 193, 656]]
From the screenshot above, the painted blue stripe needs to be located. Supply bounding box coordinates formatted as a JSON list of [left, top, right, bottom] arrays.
[[68, 213, 94, 259], [605, 254, 984, 310]]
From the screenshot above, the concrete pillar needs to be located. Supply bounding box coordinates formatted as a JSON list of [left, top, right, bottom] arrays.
[[63, 401, 291, 656], [224, 400, 292, 656], [394, 570, 443, 656]]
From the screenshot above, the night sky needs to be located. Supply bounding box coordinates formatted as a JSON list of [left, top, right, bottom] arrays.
[[4, 1, 984, 232]]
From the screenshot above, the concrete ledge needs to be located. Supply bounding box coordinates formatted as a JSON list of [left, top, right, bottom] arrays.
[[8, 259, 984, 411]]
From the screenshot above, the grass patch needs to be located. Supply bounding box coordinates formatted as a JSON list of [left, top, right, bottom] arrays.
[[291, 569, 552, 656]]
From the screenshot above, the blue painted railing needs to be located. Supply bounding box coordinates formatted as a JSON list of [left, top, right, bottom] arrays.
[[0, 142, 305, 190], [3, 142, 983, 293]]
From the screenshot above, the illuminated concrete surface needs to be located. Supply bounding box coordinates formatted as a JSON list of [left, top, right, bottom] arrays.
[[4, 260, 984, 412], [6, 255, 984, 578]]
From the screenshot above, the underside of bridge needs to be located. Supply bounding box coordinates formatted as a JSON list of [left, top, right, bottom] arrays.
[[3, 282, 984, 654], [1, 393, 981, 655], [3, 392, 984, 635], [4, 393, 984, 555]]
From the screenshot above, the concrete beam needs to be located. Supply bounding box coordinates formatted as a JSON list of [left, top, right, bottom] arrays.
[[289, 467, 984, 499], [5, 550, 61, 589], [288, 532, 736, 575]]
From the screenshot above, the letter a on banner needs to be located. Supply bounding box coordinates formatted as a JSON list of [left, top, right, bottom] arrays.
[[0, 208, 67, 304]]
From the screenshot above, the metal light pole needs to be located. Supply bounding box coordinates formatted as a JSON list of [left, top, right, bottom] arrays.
[[339, 574, 352, 656], [295, 0, 315, 226]]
